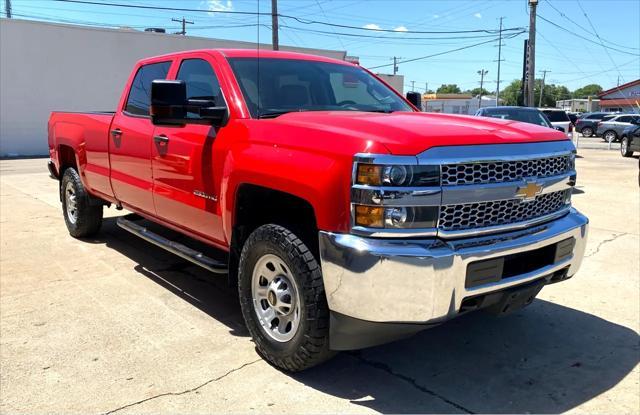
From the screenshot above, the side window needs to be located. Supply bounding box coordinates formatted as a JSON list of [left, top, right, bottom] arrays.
[[176, 58, 224, 118], [617, 116, 631, 123], [125, 61, 171, 116]]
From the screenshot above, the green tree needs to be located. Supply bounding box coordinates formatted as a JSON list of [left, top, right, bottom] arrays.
[[468, 87, 490, 97], [500, 79, 523, 106], [572, 84, 603, 98], [436, 84, 462, 93]]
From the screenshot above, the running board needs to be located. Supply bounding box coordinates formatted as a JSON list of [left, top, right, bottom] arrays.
[[116, 216, 228, 274]]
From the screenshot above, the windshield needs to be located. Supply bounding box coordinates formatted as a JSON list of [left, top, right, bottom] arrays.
[[481, 108, 552, 128], [541, 110, 570, 122], [227, 58, 413, 118]]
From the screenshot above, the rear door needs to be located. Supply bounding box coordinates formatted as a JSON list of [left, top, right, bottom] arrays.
[[151, 55, 228, 243], [109, 61, 171, 215]]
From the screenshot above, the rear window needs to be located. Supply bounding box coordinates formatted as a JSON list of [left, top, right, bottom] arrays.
[[586, 113, 605, 119], [602, 115, 616, 122], [125, 61, 171, 116], [480, 108, 551, 128], [541, 110, 570, 122]]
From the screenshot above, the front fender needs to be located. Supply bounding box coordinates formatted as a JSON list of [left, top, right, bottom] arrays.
[[221, 143, 354, 242]]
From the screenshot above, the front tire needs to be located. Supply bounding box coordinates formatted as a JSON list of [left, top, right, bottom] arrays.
[[61, 168, 103, 237], [581, 127, 593, 137], [621, 137, 633, 157], [238, 224, 333, 371]]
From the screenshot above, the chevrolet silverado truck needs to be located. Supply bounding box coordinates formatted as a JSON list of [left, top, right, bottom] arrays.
[[48, 49, 589, 371]]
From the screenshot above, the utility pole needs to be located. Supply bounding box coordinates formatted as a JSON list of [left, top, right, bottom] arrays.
[[425, 82, 428, 93], [172, 17, 193, 35], [411, 80, 415, 92], [527, 0, 538, 107], [393, 56, 399, 75], [495, 17, 505, 107], [4, 0, 11, 18], [477, 69, 488, 108], [538, 69, 550, 107], [271, 0, 279, 50]]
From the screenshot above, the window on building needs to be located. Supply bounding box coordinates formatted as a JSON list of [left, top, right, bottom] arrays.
[[125, 61, 171, 116]]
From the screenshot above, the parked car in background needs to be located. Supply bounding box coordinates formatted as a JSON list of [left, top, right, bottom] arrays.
[[596, 114, 640, 142], [567, 112, 580, 125], [475, 106, 556, 129], [575, 112, 616, 137], [539, 108, 573, 137], [620, 123, 640, 157]]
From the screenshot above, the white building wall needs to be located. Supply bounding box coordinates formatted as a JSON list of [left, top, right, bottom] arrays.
[[423, 97, 499, 115], [0, 19, 345, 156]]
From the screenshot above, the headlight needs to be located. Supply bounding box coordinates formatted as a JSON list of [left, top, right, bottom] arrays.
[[354, 205, 439, 229], [356, 163, 439, 186]]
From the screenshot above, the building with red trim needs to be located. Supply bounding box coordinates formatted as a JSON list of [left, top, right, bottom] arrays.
[[597, 79, 640, 113]]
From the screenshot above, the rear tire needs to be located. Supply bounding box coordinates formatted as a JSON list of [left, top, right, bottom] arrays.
[[238, 224, 333, 372], [621, 137, 633, 157], [61, 168, 103, 237], [581, 127, 593, 137], [603, 130, 617, 143]]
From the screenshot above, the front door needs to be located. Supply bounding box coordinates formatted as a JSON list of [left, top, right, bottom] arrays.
[[151, 57, 227, 243], [109, 61, 171, 215]]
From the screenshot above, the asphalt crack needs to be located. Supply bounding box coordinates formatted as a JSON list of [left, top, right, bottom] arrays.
[[584, 232, 627, 258], [103, 359, 262, 414], [349, 352, 475, 414]]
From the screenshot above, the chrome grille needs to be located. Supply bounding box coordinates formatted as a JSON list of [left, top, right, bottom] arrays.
[[441, 156, 571, 186], [439, 190, 570, 231]]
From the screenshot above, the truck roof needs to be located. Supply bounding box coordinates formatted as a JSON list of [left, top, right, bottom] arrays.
[[138, 48, 353, 66]]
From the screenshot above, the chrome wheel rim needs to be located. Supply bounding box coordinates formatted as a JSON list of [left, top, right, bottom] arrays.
[[622, 139, 628, 154], [251, 254, 300, 342], [605, 132, 615, 141], [65, 181, 78, 224], [583, 128, 592, 137]]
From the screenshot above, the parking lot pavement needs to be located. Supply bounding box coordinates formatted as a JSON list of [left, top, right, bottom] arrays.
[[1, 149, 638, 414]]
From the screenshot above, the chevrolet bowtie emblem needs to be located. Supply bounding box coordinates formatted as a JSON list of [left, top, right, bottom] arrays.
[[515, 181, 543, 202]]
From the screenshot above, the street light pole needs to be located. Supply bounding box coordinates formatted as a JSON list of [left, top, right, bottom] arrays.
[[477, 69, 488, 108]]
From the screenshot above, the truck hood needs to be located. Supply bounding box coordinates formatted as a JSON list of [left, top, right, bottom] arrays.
[[269, 111, 568, 155]]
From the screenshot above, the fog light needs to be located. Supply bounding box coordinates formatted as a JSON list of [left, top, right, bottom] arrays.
[[354, 205, 384, 227]]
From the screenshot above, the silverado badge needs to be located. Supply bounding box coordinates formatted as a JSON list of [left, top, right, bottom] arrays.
[[515, 181, 543, 202]]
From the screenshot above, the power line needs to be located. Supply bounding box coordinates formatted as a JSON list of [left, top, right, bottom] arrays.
[[543, 0, 638, 51], [575, 0, 631, 86], [368, 32, 524, 70], [51, 0, 526, 35], [537, 14, 639, 56]]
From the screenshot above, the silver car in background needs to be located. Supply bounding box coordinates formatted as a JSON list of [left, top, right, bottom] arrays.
[[596, 114, 640, 142]]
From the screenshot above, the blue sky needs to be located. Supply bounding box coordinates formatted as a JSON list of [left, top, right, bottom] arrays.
[[4, 0, 639, 93]]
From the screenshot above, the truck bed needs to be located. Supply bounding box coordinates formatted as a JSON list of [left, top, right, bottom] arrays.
[[48, 111, 117, 200]]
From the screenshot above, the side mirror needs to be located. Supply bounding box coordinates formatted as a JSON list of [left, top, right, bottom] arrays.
[[150, 80, 229, 127], [151, 80, 187, 125], [555, 126, 566, 132], [406, 91, 422, 109]]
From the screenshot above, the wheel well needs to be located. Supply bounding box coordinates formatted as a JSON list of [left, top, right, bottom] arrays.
[[58, 145, 77, 174], [228, 184, 319, 286]]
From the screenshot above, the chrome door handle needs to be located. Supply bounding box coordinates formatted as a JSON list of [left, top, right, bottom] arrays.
[[110, 128, 123, 137]]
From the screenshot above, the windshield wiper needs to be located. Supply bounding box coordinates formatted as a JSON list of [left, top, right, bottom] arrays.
[[258, 109, 309, 119]]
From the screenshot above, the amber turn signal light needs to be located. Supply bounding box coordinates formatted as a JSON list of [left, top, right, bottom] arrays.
[[356, 164, 382, 186], [354, 205, 384, 227]]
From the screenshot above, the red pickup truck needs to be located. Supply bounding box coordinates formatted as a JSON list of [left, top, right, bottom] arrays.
[[48, 49, 588, 371]]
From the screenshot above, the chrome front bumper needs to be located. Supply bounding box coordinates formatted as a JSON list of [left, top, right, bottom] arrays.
[[319, 208, 588, 325]]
